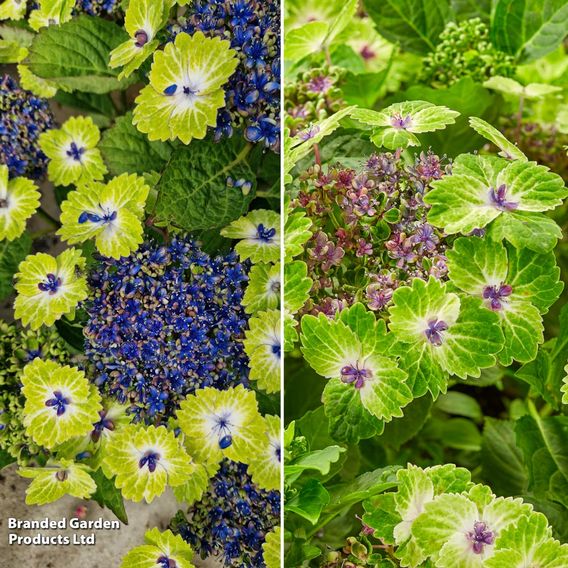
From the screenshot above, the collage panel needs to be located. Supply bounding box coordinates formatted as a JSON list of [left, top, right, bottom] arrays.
[[0, 0, 281, 567], [283, 1, 568, 567]]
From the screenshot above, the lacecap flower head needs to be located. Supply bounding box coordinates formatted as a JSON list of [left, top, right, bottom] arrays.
[[21, 359, 102, 449], [39, 115, 107, 187], [1, 74, 54, 179], [133, 31, 239, 144], [221, 208, 281, 263], [0, 164, 40, 240], [103, 423, 194, 503], [110, 0, 172, 80], [171, 459, 280, 566], [121, 528, 195, 568], [170, 0, 281, 151], [18, 459, 96, 505], [14, 248, 88, 330], [58, 173, 149, 259], [84, 238, 250, 423], [177, 385, 265, 465]]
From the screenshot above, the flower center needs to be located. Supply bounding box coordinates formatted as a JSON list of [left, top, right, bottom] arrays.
[[56, 470, 68, 482], [271, 342, 281, 358], [38, 273, 62, 294], [91, 410, 115, 443], [340, 363, 372, 389], [66, 141, 85, 162], [256, 223, 276, 242], [134, 29, 148, 48], [489, 184, 518, 211], [0, 197, 9, 208], [214, 414, 233, 449], [482, 283, 512, 311], [467, 521, 495, 554], [45, 390, 71, 416], [139, 450, 160, 473], [78, 209, 117, 225], [425, 318, 448, 346], [390, 113, 413, 130], [156, 555, 177, 568]]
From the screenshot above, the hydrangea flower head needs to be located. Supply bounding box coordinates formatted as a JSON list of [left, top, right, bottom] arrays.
[[170, 0, 281, 151], [0, 322, 70, 464], [221, 209, 281, 263], [172, 459, 280, 566], [121, 528, 195, 568], [29, 0, 74, 31], [14, 248, 88, 330], [0, 164, 40, 240], [109, 0, 172, 80], [18, 459, 96, 505], [177, 385, 265, 465], [133, 31, 239, 144], [21, 359, 102, 449], [84, 238, 250, 423], [39, 115, 107, 187], [74, 0, 119, 16], [104, 423, 194, 503], [0, 74, 54, 179], [58, 173, 149, 259]]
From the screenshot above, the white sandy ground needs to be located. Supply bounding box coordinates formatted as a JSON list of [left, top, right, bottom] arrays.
[[0, 463, 224, 567]]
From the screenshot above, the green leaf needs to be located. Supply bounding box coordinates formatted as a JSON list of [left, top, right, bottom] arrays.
[[0, 232, 31, 300], [380, 394, 433, 449], [154, 137, 255, 231], [284, 21, 329, 61], [284, 261, 312, 315], [515, 412, 568, 509], [491, 0, 568, 62], [99, 112, 173, 176], [482, 418, 528, 497], [342, 69, 392, 108], [287, 478, 330, 524], [284, 207, 312, 261], [322, 379, 384, 444], [363, 0, 452, 54], [469, 116, 528, 161], [285, 445, 346, 479], [442, 418, 482, 451], [0, 448, 16, 470], [434, 391, 482, 422], [483, 76, 562, 99], [26, 16, 137, 93], [90, 469, 128, 524]]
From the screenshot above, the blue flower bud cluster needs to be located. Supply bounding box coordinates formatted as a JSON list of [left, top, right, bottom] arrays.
[[74, 0, 120, 16], [171, 459, 280, 566], [84, 238, 250, 424], [170, 0, 281, 152], [0, 74, 54, 179]]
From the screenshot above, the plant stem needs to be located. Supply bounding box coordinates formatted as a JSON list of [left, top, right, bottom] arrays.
[[515, 95, 525, 142], [314, 143, 321, 167]]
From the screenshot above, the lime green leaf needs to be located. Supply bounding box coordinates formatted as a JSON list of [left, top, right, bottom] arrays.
[[0, 39, 27, 63], [285, 444, 345, 479], [171, 461, 210, 505], [121, 528, 194, 568], [109, 0, 170, 79], [243, 262, 280, 314], [21, 359, 102, 449], [244, 309, 281, 393], [352, 101, 459, 150], [133, 31, 237, 144], [153, 137, 255, 232], [90, 469, 128, 524], [17, 64, 58, 97], [15, 248, 87, 330], [99, 112, 173, 176], [284, 21, 328, 61], [389, 278, 504, 396], [19, 460, 96, 505], [562, 362, 568, 404], [284, 261, 311, 314], [284, 207, 312, 260], [177, 385, 265, 465], [28, 0, 74, 32], [26, 16, 137, 93], [263, 526, 281, 568], [221, 209, 280, 263], [0, 0, 26, 19], [58, 173, 149, 259], [248, 415, 281, 491], [488, 210, 563, 253], [0, 165, 40, 240], [0, 232, 31, 300], [468, 117, 527, 161], [483, 76, 562, 100], [103, 424, 193, 503], [39, 116, 107, 186]]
